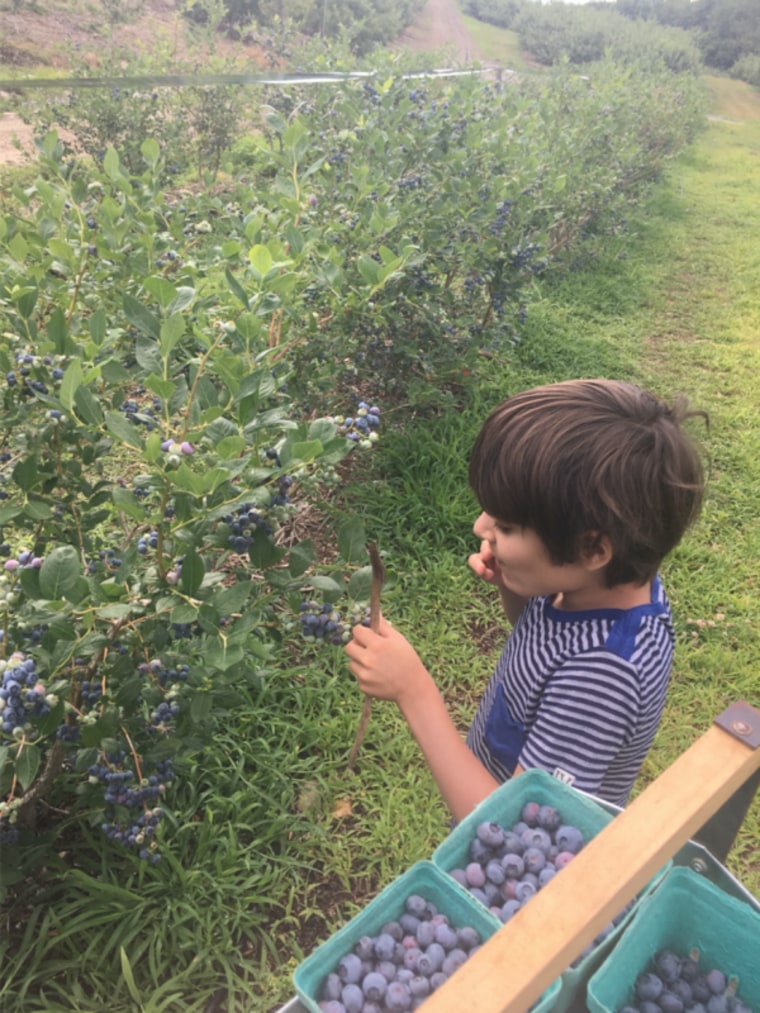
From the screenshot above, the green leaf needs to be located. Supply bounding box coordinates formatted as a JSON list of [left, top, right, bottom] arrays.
[[338, 516, 367, 563], [144, 276, 178, 310], [144, 373, 175, 401], [167, 286, 196, 315], [205, 639, 244, 671], [123, 293, 160, 339], [141, 137, 160, 168], [211, 581, 251, 615], [160, 314, 185, 356], [103, 146, 122, 181], [307, 575, 342, 595], [15, 744, 41, 791], [119, 947, 142, 1005], [225, 267, 249, 308], [74, 384, 104, 425], [105, 411, 144, 449], [248, 244, 273, 279], [214, 435, 246, 459], [287, 540, 314, 578], [357, 254, 380, 286], [291, 439, 323, 463], [46, 306, 68, 350], [39, 546, 81, 600], [12, 456, 39, 493], [112, 486, 146, 521], [179, 549, 205, 596], [88, 307, 107, 345], [59, 360, 85, 413], [348, 565, 373, 601]]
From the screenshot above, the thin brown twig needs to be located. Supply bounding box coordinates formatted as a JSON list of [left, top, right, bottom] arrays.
[[346, 542, 385, 771]]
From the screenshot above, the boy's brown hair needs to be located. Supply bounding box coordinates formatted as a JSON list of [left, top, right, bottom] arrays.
[[468, 379, 706, 587]]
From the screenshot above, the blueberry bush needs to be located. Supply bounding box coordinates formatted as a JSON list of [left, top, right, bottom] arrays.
[[0, 45, 709, 1008], [0, 132, 382, 873]]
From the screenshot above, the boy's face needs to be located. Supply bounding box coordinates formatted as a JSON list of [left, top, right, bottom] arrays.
[[473, 512, 600, 600]]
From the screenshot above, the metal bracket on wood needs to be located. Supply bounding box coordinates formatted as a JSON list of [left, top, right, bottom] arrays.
[[713, 699, 760, 748], [692, 700, 760, 862]]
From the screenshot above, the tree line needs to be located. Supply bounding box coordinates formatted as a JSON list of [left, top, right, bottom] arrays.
[[461, 0, 760, 87]]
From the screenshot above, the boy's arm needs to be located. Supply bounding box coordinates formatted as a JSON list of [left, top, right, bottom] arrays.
[[345, 618, 500, 822]]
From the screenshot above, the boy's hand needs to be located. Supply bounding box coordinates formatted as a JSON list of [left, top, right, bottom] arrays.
[[345, 616, 432, 708], [468, 539, 505, 587]]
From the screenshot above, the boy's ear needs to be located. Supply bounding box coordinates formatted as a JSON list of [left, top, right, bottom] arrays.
[[579, 531, 613, 571]]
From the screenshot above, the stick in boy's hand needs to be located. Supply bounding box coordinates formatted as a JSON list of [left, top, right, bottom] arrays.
[[346, 542, 385, 771]]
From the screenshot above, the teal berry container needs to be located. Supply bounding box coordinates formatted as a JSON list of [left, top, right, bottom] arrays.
[[293, 859, 561, 1013], [431, 768, 670, 1013], [587, 866, 760, 1013]]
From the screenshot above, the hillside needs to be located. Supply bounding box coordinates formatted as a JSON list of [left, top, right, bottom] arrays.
[[0, 0, 482, 165]]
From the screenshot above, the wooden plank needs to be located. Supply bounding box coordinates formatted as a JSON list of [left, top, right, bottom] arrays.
[[422, 710, 760, 1013]]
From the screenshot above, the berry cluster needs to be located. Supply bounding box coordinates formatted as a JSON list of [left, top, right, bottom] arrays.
[[299, 601, 371, 645], [319, 891, 484, 1012], [222, 474, 294, 554], [329, 402, 380, 449], [4, 351, 65, 396], [119, 389, 163, 430], [0, 653, 50, 740], [448, 800, 632, 958], [3, 549, 44, 573], [619, 948, 754, 1013], [90, 753, 174, 863]]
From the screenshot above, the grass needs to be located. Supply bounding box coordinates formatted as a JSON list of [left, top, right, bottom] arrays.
[[1, 71, 759, 1013], [460, 17, 527, 70]]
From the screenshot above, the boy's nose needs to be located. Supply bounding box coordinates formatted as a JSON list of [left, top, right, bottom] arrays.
[[473, 512, 491, 538]]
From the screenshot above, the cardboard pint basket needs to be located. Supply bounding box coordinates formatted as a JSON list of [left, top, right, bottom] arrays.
[[293, 859, 561, 1012], [587, 865, 760, 1013], [432, 768, 670, 1013]]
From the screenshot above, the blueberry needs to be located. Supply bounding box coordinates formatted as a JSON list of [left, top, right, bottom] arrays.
[[340, 982, 362, 1012], [500, 899, 521, 922], [485, 858, 506, 885], [660, 990, 685, 1013], [500, 830, 524, 855], [476, 820, 505, 848], [322, 973, 342, 1001], [354, 935, 374, 961], [706, 997, 729, 1013], [465, 862, 486, 888], [692, 978, 712, 1004], [416, 942, 445, 976], [373, 932, 396, 962], [457, 925, 481, 950], [442, 948, 468, 976], [671, 980, 694, 1004], [636, 972, 665, 1002], [705, 970, 727, 996], [537, 804, 561, 833], [337, 952, 363, 984], [405, 894, 427, 919], [523, 846, 546, 874], [555, 825, 584, 853], [656, 949, 683, 984], [361, 971, 387, 1002], [514, 880, 536, 903], [385, 980, 411, 1010], [500, 852, 525, 879], [433, 921, 458, 950], [409, 975, 430, 997], [415, 921, 435, 948]]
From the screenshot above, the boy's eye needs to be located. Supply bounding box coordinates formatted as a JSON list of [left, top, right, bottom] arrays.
[[495, 522, 514, 534]]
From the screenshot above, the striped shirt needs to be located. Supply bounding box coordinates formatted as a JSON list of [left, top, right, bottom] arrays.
[[466, 577, 674, 806]]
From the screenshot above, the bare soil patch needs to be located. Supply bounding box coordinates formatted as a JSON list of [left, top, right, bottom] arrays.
[[0, 0, 483, 165]]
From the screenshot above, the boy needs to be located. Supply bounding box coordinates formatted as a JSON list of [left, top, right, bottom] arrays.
[[345, 379, 705, 822]]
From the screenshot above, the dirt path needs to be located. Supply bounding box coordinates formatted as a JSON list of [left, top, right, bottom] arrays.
[[395, 0, 482, 62], [0, 0, 481, 166]]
